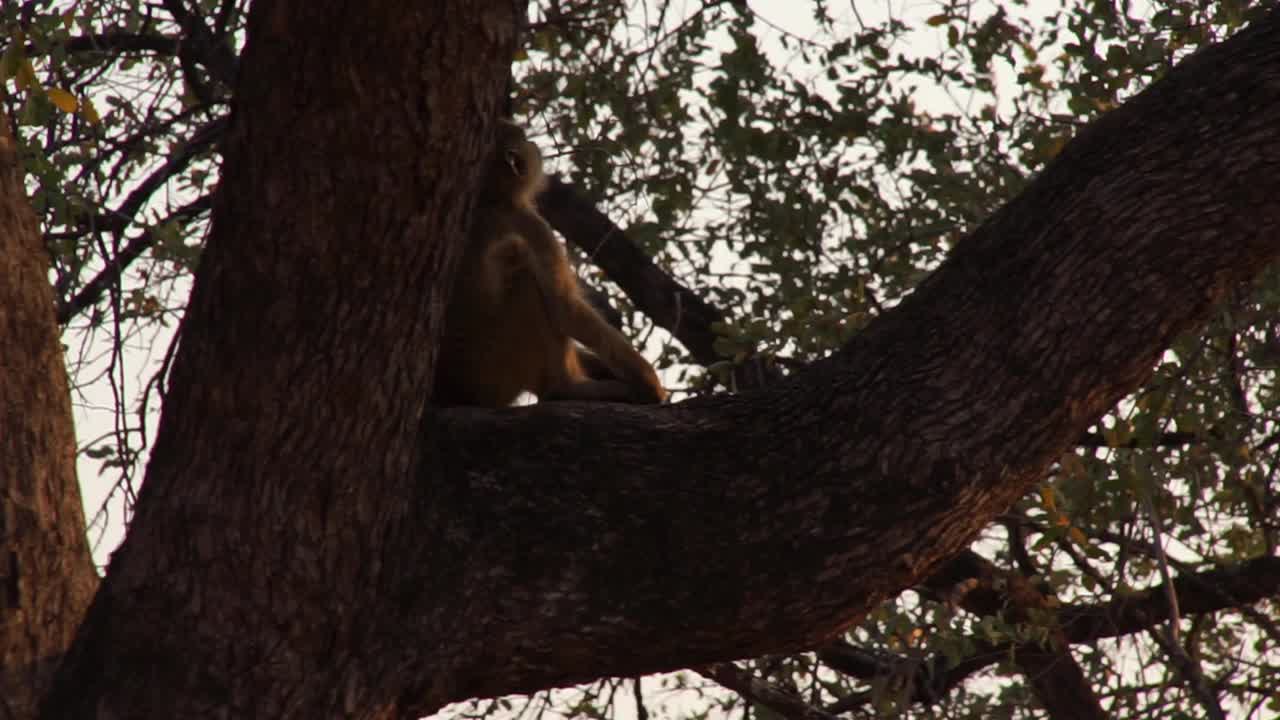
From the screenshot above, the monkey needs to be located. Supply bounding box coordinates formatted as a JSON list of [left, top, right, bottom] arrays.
[[434, 119, 668, 408]]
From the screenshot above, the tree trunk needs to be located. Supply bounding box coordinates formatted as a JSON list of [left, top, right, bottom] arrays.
[[0, 117, 98, 718], [40, 5, 1280, 720], [42, 1, 520, 717]]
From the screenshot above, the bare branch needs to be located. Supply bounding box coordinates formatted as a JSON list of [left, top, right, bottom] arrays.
[[1062, 555, 1280, 643], [60, 33, 179, 56], [698, 664, 848, 720], [55, 118, 225, 324], [817, 555, 1280, 714]]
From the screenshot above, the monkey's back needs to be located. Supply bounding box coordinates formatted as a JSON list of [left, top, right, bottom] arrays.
[[434, 218, 578, 407]]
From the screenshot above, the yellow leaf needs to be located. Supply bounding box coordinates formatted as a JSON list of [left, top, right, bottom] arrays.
[[1068, 527, 1088, 545], [926, 14, 949, 26], [47, 87, 78, 113], [80, 97, 100, 125], [1039, 486, 1057, 512]]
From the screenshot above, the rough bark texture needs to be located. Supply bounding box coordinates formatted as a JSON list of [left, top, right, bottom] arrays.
[[37, 6, 1280, 720], [404, 12, 1280, 709], [42, 1, 519, 718], [0, 117, 98, 718]]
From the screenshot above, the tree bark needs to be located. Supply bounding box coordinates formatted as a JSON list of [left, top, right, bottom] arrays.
[[0, 117, 98, 718], [39, 5, 1280, 720], [42, 1, 519, 717], [395, 11, 1280, 711]]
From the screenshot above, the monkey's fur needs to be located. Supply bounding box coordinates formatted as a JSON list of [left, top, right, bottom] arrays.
[[434, 120, 668, 407]]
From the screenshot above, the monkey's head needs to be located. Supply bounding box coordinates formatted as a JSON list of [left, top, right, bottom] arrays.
[[486, 119, 547, 204]]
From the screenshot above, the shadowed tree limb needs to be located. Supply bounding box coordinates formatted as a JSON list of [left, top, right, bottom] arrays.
[[1062, 555, 1280, 643], [160, 0, 240, 87], [55, 33, 178, 56], [697, 664, 847, 720], [819, 638, 1014, 713]]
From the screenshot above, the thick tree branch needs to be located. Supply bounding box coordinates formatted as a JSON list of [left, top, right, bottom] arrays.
[[0, 114, 97, 720], [413, 12, 1280, 710]]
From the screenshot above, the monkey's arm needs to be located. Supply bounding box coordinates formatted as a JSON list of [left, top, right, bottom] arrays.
[[574, 347, 617, 382], [510, 210, 667, 404], [558, 297, 666, 403]]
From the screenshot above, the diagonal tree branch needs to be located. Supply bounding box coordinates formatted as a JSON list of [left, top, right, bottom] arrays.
[[697, 664, 846, 720], [1062, 555, 1280, 642], [56, 33, 179, 56], [819, 638, 1013, 712]]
